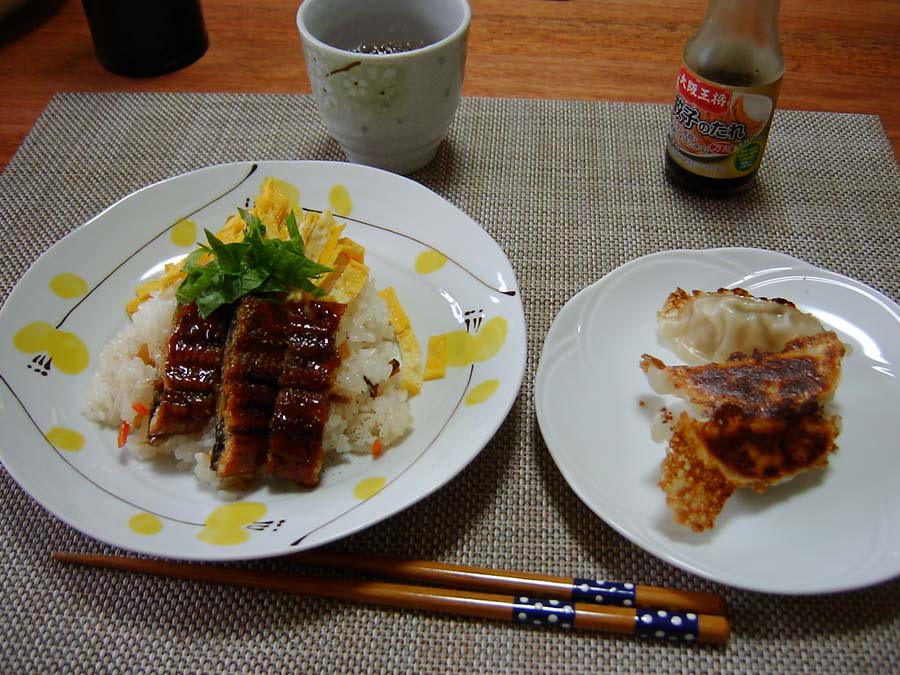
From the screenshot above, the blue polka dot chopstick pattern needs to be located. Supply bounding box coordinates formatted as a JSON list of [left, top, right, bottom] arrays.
[[54, 551, 731, 644], [634, 609, 700, 642], [514, 597, 577, 628], [572, 578, 637, 606], [295, 550, 727, 616], [512, 596, 707, 642]]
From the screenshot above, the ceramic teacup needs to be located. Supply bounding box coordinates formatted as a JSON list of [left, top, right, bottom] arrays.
[[296, 0, 470, 174]]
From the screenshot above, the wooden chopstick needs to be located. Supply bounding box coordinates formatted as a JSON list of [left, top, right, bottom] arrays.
[[294, 550, 727, 616], [52, 551, 730, 644]]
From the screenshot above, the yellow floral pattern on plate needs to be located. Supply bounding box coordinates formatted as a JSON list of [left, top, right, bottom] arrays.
[[13, 322, 89, 375], [329, 184, 353, 216], [169, 218, 197, 247], [354, 476, 386, 500], [0, 167, 522, 560], [465, 379, 499, 405], [46, 427, 84, 451], [415, 250, 448, 274], [49, 273, 87, 299], [129, 513, 163, 535], [440, 317, 507, 366], [197, 502, 268, 546]]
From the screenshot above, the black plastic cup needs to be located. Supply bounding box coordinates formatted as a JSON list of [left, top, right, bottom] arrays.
[[82, 0, 209, 77]]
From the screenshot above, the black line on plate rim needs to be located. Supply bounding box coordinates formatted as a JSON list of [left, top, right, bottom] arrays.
[[289, 365, 475, 547], [303, 207, 517, 297], [12, 163, 512, 546], [0, 371, 203, 527], [55, 163, 260, 329], [7, 164, 263, 527]]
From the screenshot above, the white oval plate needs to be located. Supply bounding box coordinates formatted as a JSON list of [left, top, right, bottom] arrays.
[[0, 161, 526, 560], [535, 248, 900, 594]]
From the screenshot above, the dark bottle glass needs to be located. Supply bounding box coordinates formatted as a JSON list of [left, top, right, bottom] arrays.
[[82, 0, 208, 77], [664, 0, 784, 196]]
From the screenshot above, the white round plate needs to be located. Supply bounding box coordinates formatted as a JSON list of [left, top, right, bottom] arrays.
[[535, 248, 900, 594], [0, 161, 526, 560]]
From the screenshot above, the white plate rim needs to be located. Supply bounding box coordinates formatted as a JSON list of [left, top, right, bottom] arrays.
[[535, 247, 900, 594], [0, 160, 527, 560]]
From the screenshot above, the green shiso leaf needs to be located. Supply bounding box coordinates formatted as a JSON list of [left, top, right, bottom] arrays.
[[174, 209, 332, 317]]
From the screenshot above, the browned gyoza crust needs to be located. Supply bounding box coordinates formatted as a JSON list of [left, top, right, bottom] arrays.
[[212, 296, 345, 485], [641, 330, 845, 418], [146, 302, 232, 443], [659, 405, 841, 531], [641, 330, 845, 531]]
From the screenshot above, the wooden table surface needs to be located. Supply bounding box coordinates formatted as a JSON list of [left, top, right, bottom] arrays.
[[1, 0, 898, 175]]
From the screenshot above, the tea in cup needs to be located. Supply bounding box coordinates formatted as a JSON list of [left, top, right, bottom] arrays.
[[296, 0, 470, 174]]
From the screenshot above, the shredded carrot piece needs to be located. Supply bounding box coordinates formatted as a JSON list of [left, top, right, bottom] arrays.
[[371, 438, 383, 457], [117, 420, 131, 448], [131, 402, 150, 417]]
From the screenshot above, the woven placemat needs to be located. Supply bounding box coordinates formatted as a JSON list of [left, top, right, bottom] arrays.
[[0, 93, 898, 674]]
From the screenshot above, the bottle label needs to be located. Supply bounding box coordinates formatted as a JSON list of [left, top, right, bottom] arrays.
[[666, 64, 781, 179]]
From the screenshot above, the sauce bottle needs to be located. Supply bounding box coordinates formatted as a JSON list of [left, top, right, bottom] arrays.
[[664, 0, 784, 195]]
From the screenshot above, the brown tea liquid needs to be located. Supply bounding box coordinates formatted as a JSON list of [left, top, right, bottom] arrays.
[[350, 40, 426, 55]]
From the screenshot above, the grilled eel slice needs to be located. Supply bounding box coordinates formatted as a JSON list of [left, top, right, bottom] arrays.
[[147, 302, 232, 444], [212, 296, 345, 486]]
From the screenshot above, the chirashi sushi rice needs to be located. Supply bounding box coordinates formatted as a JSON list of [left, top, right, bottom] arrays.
[[84, 177, 419, 493]]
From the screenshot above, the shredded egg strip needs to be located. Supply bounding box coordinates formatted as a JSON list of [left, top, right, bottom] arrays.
[[126, 176, 429, 395]]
